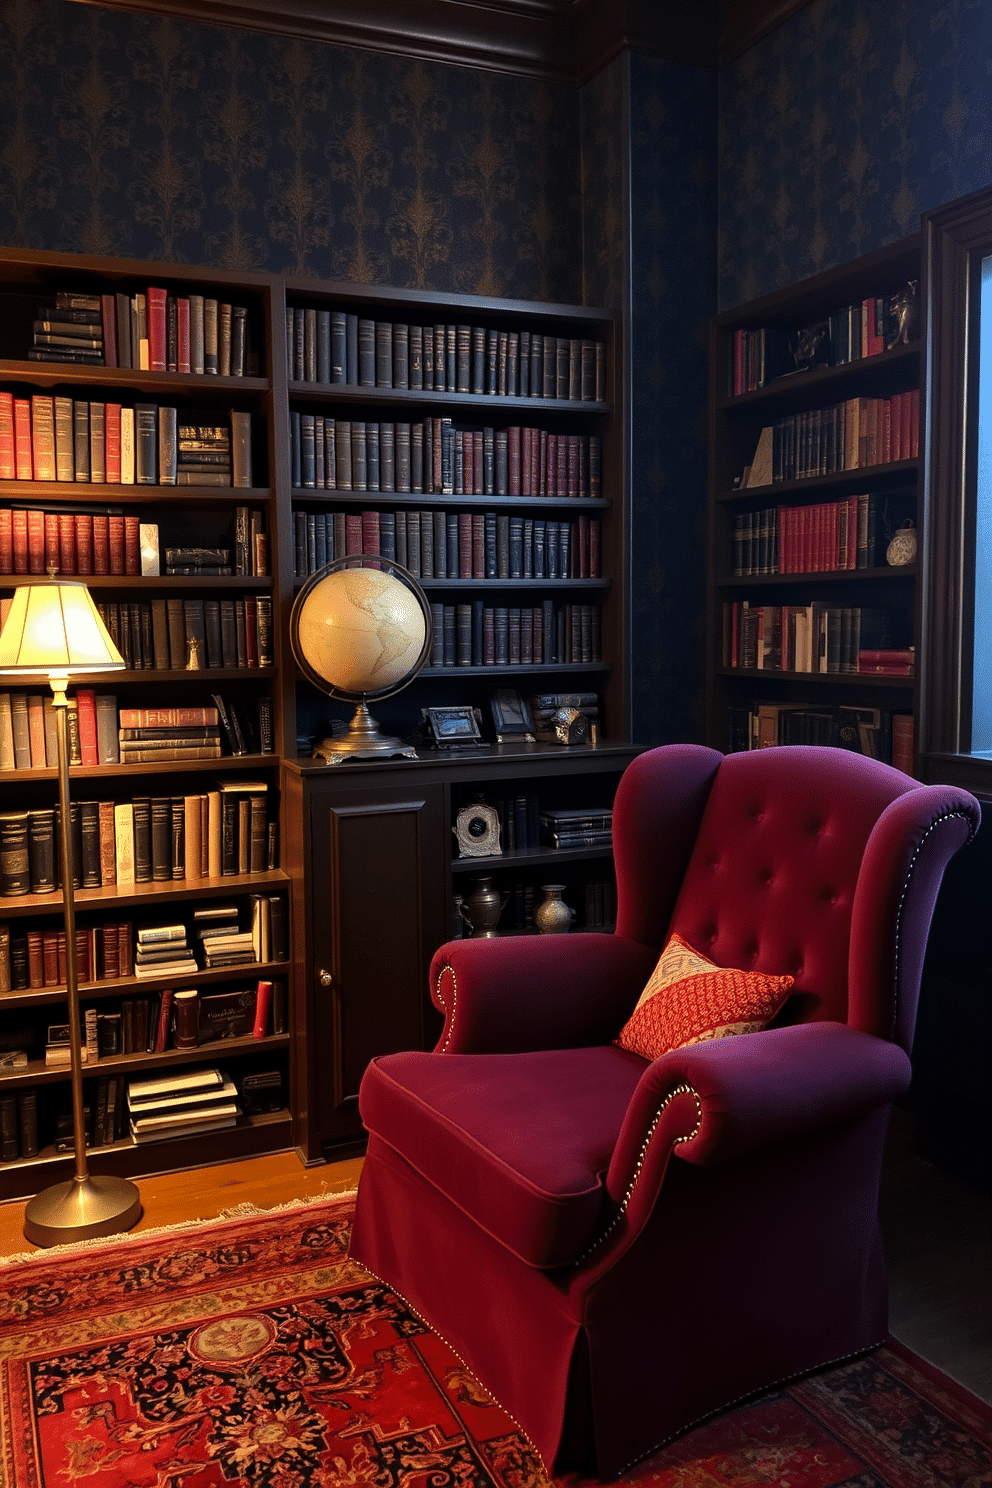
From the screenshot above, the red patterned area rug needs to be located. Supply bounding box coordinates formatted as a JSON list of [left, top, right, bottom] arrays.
[[0, 1190, 989, 1487]]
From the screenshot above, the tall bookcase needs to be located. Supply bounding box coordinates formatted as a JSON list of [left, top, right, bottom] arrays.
[[0, 249, 633, 1185], [0, 250, 291, 1199], [707, 236, 922, 771]]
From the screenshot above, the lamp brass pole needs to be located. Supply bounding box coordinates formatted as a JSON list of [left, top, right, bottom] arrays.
[[22, 674, 142, 1246]]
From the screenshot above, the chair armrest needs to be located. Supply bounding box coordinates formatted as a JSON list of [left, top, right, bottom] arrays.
[[606, 1021, 911, 1206], [430, 934, 660, 1054]]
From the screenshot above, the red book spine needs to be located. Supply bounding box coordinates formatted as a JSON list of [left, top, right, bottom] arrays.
[[253, 980, 273, 1038], [13, 399, 32, 480], [27, 508, 45, 573], [92, 513, 109, 574], [589, 518, 601, 579], [105, 403, 122, 483], [532, 604, 543, 662], [910, 388, 920, 457], [44, 512, 60, 572], [11, 509, 28, 573], [361, 509, 380, 554], [507, 425, 521, 496], [0, 392, 14, 479], [0, 508, 11, 573], [57, 511, 76, 573], [154, 987, 174, 1052], [101, 295, 117, 367], [345, 513, 363, 555], [891, 714, 915, 775], [567, 435, 580, 498], [26, 931, 43, 989], [76, 687, 99, 766], [545, 433, 557, 496], [520, 427, 532, 497], [108, 514, 125, 575], [147, 286, 168, 372], [556, 435, 567, 498], [124, 513, 140, 575], [75, 513, 94, 574], [42, 931, 59, 987], [177, 298, 191, 373], [458, 513, 472, 577]]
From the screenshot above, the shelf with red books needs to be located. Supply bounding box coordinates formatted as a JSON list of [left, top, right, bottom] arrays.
[[707, 236, 922, 774]]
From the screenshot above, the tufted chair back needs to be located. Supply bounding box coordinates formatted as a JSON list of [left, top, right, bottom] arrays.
[[612, 743, 977, 1052]]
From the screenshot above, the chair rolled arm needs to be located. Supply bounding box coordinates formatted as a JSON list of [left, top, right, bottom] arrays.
[[606, 1021, 911, 1207], [430, 933, 660, 1054]]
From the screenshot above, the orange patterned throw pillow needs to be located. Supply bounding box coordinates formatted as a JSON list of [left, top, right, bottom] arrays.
[[616, 932, 794, 1061]]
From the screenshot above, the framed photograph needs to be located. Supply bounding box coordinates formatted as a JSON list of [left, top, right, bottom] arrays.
[[423, 705, 484, 749], [489, 689, 535, 742]]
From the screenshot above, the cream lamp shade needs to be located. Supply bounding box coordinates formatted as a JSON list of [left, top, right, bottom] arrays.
[[0, 580, 125, 675]]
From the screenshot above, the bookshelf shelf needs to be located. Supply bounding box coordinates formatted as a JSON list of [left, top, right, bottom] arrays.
[[707, 233, 921, 768]]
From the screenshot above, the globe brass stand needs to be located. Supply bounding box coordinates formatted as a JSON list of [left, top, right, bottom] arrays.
[[290, 556, 432, 765], [0, 580, 142, 1247]]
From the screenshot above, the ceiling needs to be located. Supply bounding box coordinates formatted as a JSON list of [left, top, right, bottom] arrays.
[[75, 0, 812, 80]]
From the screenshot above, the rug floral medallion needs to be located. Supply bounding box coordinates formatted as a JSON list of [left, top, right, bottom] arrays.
[[0, 1191, 989, 1488]]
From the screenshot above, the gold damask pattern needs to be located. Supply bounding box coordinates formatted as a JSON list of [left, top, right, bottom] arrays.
[[718, 0, 992, 309], [0, 0, 582, 301]]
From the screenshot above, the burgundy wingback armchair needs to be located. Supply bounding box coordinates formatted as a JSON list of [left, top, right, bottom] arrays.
[[350, 744, 979, 1479]]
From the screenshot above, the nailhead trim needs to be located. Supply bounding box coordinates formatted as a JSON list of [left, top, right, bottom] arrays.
[[436, 964, 457, 1052], [574, 1083, 703, 1266], [890, 808, 976, 1040]]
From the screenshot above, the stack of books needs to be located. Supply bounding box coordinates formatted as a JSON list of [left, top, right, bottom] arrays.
[[133, 922, 198, 979], [119, 709, 223, 764], [29, 292, 105, 365], [127, 1067, 240, 1144], [193, 904, 255, 969], [177, 423, 232, 486], [540, 806, 613, 850]]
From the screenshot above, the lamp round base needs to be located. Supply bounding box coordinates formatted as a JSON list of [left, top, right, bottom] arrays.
[[24, 1174, 142, 1248]]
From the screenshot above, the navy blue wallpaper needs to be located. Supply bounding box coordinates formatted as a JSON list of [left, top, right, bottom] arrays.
[[719, 0, 992, 309], [0, 0, 583, 302]]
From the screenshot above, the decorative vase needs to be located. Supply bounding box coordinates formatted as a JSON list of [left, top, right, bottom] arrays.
[[886, 519, 918, 567], [458, 876, 509, 938], [535, 884, 574, 934]]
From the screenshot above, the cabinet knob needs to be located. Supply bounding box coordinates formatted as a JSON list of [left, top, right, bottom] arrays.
[[318, 969, 334, 987]]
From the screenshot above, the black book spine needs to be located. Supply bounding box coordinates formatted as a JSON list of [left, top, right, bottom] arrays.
[[17, 1090, 38, 1157], [132, 796, 152, 882], [79, 800, 101, 888], [150, 796, 172, 881], [220, 794, 239, 875], [27, 808, 55, 894]]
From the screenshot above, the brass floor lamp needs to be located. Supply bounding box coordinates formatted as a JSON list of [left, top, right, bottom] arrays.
[[0, 579, 142, 1246]]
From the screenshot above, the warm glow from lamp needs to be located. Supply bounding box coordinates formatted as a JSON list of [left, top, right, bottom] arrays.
[[0, 580, 124, 676]]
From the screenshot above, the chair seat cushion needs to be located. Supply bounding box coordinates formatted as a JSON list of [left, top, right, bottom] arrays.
[[358, 1044, 649, 1268]]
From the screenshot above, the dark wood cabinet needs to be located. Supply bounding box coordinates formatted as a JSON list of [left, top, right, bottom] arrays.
[[284, 742, 641, 1161]]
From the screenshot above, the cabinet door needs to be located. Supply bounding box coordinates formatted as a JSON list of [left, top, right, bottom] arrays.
[[307, 782, 447, 1143]]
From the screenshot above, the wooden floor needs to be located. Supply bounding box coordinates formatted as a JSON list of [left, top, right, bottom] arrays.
[[0, 1149, 363, 1259]]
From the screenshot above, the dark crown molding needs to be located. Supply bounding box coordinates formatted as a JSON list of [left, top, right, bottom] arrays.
[[70, 0, 810, 80]]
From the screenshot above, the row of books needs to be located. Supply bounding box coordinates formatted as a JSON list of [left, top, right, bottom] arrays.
[[0, 785, 276, 898], [729, 291, 912, 396], [0, 394, 253, 487], [290, 413, 602, 499], [0, 897, 287, 991], [742, 391, 919, 488], [0, 691, 272, 774], [732, 492, 915, 575], [0, 507, 151, 576], [0, 1064, 280, 1161], [286, 309, 607, 402], [98, 593, 273, 673], [293, 508, 602, 582], [451, 876, 617, 939], [728, 702, 914, 773], [722, 601, 914, 675], [28, 287, 255, 375], [428, 602, 602, 668]]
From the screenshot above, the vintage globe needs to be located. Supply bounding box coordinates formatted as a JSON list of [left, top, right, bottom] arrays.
[[290, 556, 432, 762]]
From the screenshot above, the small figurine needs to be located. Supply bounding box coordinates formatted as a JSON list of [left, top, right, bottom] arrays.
[[186, 635, 203, 670], [887, 281, 918, 348]]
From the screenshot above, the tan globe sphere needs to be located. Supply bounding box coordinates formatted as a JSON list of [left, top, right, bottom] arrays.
[[295, 566, 427, 694]]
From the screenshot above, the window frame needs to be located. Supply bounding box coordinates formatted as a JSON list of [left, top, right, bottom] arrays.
[[921, 188, 992, 792]]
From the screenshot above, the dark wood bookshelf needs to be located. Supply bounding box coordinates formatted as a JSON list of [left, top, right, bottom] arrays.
[[707, 235, 922, 768]]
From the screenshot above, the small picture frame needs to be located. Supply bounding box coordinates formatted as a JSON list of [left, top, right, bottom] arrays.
[[423, 705, 484, 749], [490, 689, 535, 742]]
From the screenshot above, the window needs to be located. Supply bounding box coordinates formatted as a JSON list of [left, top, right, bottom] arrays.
[[922, 189, 992, 787]]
